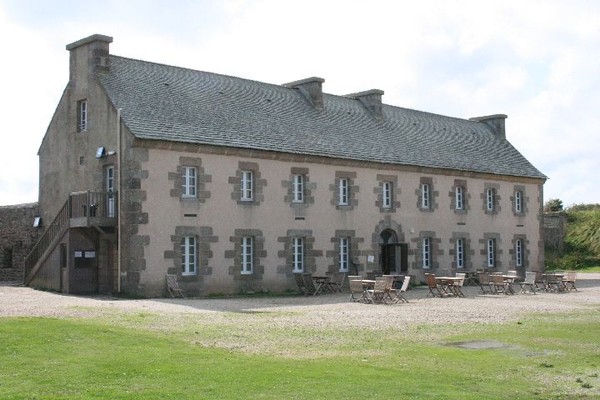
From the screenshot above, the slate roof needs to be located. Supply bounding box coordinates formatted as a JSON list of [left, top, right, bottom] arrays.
[[97, 55, 546, 179]]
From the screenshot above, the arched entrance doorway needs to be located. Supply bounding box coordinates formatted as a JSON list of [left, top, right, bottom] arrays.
[[380, 229, 408, 274]]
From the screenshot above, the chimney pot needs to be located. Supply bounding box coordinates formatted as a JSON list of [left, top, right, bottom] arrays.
[[283, 77, 325, 110], [346, 89, 385, 119]]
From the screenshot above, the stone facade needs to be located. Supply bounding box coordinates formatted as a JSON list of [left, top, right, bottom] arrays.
[[0, 203, 40, 282]]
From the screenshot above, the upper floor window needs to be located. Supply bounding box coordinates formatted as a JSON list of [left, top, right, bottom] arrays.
[[241, 236, 253, 274], [515, 239, 523, 267], [422, 237, 431, 269], [455, 238, 465, 269], [292, 237, 304, 273], [241, 170, 253, 201], [455, 186, 464, 210], [339, 237, 350, 272], [182, 166, 197, 198], [181, 236, 197, 275], [486, 188, 496, 212], [421, 183, 431, 209], [292, 174, 304, 203], [487, 238, 496, 268], [514, 190, 523, 214], [77, 99, 88, 132], [338, 178, 349, 206], [382, 181, 393, 209]]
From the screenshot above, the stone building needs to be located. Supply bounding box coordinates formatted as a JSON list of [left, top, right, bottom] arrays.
[[0, 203, 39, 282], [26, 34, 547, 297]]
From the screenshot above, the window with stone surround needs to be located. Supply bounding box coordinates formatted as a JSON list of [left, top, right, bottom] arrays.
[[283, 167, 314, 207], [225, 229, 266, 279], [339, 237, 350, 272], [292, 237, 304, 273], [510, 235, 529, 269], [450, 179, 468, 213], [483, 184, 501, 214], [417, 177, 437, 212], [515, 239, 523, 267], [331, 171, 358, 210], [169, 157, 211, 202], [421, 237, 431, 269], [229, 161, 265, 205], [375, 175, 399, 212], [165, 226, 217, 279], [278, 230, 321, 274], [449, 234, 473, 270], [512, 186, 527, 215], [455, 238, 465, 269], [486, 238, 496, 268]]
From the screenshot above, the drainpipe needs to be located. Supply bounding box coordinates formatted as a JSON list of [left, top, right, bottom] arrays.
[[117, 108, 122, 293]]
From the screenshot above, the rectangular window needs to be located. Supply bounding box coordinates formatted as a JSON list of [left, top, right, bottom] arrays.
[[515, 239, 523, 267], [515, 190, 523, 213], [487, 238, 496, 268], [182, 166, 197, 198], [292, 237, 304, 273], [455, 186, 464, 210], [455, 238, 465, 269], [77, 99, 88, 132], [339, 238, 350, 272], [486, 188, 495, 211], [338, 178, 349, 206], [422, 237, 431, 269], [292, 174, 304, 203], [241, 171, 253, 201], [421, 183, 430, 209], [105, 165, 115, 218], [241, 236, 253, 274], [382, 181, 392, 208], [181, 236, 197, 275]]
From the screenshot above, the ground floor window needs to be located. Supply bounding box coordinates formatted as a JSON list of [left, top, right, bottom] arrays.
[[339, 237, 349, 272], [241, 236, 253, 274], [181, 236, 197, 275], [292, 237, 304, 273]]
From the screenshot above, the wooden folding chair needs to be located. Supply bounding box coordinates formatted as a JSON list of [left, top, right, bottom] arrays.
[[519, 271, 537, 294], [349, 279, 371, 303], [425, 274, 444, 298], [302, 273, 317, 296], [477, 272, 492, 294], [393, 275, 411, 303], [294, 273, 308, 295], [327, 272, 346, 293], [368, 277, 388, 303], [563, 271, 577, 291], [166, 274, 185, 298]]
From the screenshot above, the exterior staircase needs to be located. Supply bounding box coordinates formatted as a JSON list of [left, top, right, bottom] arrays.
[[23, 191, 117, 285]]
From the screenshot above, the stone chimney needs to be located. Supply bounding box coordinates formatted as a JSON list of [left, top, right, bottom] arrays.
[[346, 89, 385, 120], [66, 34, 113, 84], [283, 77, 325, 110], [469, 114, 507, 139]]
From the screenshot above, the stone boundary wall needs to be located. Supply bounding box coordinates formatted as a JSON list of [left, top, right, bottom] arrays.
[[0, 203, 40, 282]]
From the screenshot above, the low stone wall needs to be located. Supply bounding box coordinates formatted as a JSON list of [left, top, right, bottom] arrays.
[[0, 203, 40, 282]]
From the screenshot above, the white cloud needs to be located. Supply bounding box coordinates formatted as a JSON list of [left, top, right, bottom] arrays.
[[0, 0, 599, 206]]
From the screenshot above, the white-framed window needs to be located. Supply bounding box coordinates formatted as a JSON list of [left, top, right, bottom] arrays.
[[421, 183, 430, 209], [487, 238, 496, 268], [241, 236, 253, 274], [77, 99, 88, 132], [515, 190, 523, 214], [339, 237, 350, 272], [241, 170, 253, 201], [455, 186, 464, 210], [338, 178, 349, 206], [105, 165, 115, 218], [182, 166, 197, 198], [486, 188, 495, 212], [455, 238, 465, 269], [515, 239, 523, 267], [382, 181, 392, 208], [292, 174, 304, 203], [422, 237, 431, 269], [181, 236, 197, 275], [292, 237, 304, 273]]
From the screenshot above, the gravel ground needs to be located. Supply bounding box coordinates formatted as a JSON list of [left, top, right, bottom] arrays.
[[2, 274, 599, 331]]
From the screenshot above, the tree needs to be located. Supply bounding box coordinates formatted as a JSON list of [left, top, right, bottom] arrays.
[[544, 198, 563, 212]]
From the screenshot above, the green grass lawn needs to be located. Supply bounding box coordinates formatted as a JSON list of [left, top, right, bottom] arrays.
[[1, 310, 599, 399]]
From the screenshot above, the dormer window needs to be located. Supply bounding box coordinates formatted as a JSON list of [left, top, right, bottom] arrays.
[[77, 99, 88, 132]]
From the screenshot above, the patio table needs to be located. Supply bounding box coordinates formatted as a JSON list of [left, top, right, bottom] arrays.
[[312, 276, 331, 295], [435, 276, 464, 297]]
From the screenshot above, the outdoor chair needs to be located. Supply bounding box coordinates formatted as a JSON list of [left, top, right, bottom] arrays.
[[519, 271, 537, 294], [368, 277, 389, 303], [327, 272, 346, 293], [349, 279, 371, 303], [294, 273, 308, 295], [393, 275, 411, 303], [302, 273, 317, 296], [453, 273, 466, 297], [545, 273, 566, 292], [490, 273, 508, 294], [166, 274, 185, 298], [563, 271, 577, 291], [382, 275, 396, 302], [477, 272, 493, 294], [425, 273, 445, 298]]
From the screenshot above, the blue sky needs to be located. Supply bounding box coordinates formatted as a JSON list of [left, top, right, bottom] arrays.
[[1, 0, 599, 207]]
